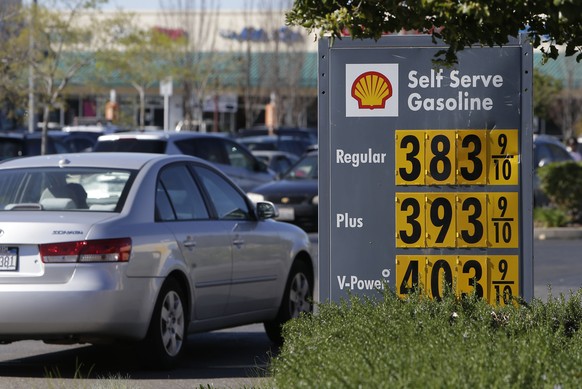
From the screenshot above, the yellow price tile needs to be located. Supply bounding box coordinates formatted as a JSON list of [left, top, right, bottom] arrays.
[[456, 193, 487, 247], [456, 255, 489, 299], [395, 193, 425, 248], [487, 192, 519, 248], [395, 130, 425, 185], [426, 193, 456, 248], [457, 130, 487, 185], [487, 255, 519, 306], [395, 255, 427, 298], [424, 255, 457, 300], [425, 130, 456, 185], [488, 129, 519, 185]]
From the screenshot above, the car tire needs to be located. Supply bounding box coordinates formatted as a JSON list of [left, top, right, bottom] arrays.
[[140, 277, 187, 369], [264, 260, 313, 346]]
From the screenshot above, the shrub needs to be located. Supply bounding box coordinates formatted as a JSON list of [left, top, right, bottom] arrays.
[[268, 290, 582, 388], [538, 161, 582, 223], [534, 206, 569, 227]]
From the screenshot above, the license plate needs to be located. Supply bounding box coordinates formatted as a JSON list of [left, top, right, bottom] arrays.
[[277, 207, 295, 221], [0, 246, 18, 271]]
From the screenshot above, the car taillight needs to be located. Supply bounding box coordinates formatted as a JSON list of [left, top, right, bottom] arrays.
[[40, 238, 132, 263]]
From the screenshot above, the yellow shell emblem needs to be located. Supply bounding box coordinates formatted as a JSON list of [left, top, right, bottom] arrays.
[[351, 71, 393, 109]]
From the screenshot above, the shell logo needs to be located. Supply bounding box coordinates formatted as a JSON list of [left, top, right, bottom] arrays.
[[351, 71, 393, 110]]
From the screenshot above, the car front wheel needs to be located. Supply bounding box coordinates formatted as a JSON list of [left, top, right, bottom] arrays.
[[264, 260, 313, 345], [140, 278, 187, 369]]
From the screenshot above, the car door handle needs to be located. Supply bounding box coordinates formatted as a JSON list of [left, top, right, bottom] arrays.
[[232, 238, 245, 248]]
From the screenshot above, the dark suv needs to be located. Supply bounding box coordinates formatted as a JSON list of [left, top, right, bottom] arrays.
[[94, 131, 276, 191]]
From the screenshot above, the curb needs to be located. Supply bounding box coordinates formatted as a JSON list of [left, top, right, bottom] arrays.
[[534, 227, 582, 240]]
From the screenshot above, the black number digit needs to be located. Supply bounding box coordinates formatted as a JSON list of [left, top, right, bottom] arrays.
[[494, 222, 512, 243], [461, 197, 484, 244], [399, 260, 419, 295], [400, 197, 422, 244], [430, 197, 452, 243], [495, 285, 513, 305], [498, 196, 507, 217], [431, 259, 453, 300], [429, 135, 451, 181], [499, 259, 508, 280], [462, 260, 484, 298], [460, 134, 483, 181], [399, 135, 422, 181], [498, 133, 507, 154]]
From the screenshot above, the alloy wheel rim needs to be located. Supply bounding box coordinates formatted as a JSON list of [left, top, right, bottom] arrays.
[[160, 290, 185, 357], [289, 272, 311, 318]]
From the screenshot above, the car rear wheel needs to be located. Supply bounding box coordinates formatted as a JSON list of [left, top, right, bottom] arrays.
[[264, 261, 313, 345], [140, 278, 187, 369]]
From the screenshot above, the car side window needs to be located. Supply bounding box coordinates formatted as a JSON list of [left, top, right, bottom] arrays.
[[175, 138, 229, 165], [224, 140, 256, 171], [193, 166, 251, 220], [156, 164, 209, 221]]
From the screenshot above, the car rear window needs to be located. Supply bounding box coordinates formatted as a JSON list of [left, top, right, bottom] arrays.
[[0, 167, 136, 212], [94, 139, 167, 153]]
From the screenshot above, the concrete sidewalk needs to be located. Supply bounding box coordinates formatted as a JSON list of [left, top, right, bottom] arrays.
[[534, 227, 582, 240]]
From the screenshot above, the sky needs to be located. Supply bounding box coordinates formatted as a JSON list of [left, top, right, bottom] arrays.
[[105, 0, 247, 10]]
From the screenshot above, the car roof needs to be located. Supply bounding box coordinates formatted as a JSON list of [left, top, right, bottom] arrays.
[[0, 152, 196, 170], [98, 130, 231, 142], [533, 134, 564, 145]]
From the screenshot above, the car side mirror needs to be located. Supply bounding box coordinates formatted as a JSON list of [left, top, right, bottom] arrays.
[[256, 201, 279, 220]]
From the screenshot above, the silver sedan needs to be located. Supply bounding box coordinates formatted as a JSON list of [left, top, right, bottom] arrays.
[[0, 152, 314, 369]]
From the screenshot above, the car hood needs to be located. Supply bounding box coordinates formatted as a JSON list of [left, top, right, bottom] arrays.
[[0, 211, 119, 244], [251, 179, 317, 196]]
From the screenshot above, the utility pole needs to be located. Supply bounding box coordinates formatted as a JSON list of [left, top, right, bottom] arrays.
[[28, 0, 37, 133]]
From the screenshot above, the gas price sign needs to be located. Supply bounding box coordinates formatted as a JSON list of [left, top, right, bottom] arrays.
[[318, 35, 533, 305]]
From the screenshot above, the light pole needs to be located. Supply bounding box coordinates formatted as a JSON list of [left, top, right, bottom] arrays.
[[27, 0, 37, 133]]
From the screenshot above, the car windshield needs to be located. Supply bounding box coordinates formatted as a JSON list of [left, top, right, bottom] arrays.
[[0, 167, 136, 211], [283, 154, 317, 180]]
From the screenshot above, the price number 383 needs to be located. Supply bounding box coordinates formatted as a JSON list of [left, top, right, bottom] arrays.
[[395, 129, 518, 185]]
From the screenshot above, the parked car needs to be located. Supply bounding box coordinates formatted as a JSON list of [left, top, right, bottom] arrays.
[[238, 134, 315, 156], [0, 152, 314, 368], [533, 134, 574, 206], [248, 150, 318, 232], [0, 132, 64, 160], [93, 131, 276, 191], [237, 126, 317, 146], [0, 131, 98, 160], [251, 150, 299, 176]]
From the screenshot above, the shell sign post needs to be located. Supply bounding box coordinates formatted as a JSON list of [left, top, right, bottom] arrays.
[[318, 35, 533, 305]]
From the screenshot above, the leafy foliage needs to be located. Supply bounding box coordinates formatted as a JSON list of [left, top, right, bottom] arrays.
[[269, 289, 582, 388], [286, 0, 582, 65], [538, 161, 582, 223]]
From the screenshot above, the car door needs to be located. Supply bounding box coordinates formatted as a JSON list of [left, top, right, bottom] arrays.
[[192, 164, 283, 314], [156, 163, 232, 320]]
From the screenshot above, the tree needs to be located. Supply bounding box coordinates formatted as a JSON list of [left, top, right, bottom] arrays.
[[96, 19, 183, 129], [286, 0, 582, 65], [0, 4, 28, 129], [16, 0, 115, 154], [533, 72, 562, 134], [221, 0, 314, 130], [159, 0, 222, 131]]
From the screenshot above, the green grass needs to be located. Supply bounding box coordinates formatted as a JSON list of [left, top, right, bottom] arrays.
[[267, 289, 582, 388]]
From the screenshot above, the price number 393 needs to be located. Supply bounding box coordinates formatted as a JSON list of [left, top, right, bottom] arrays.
[[395, 192, 518, 248]]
